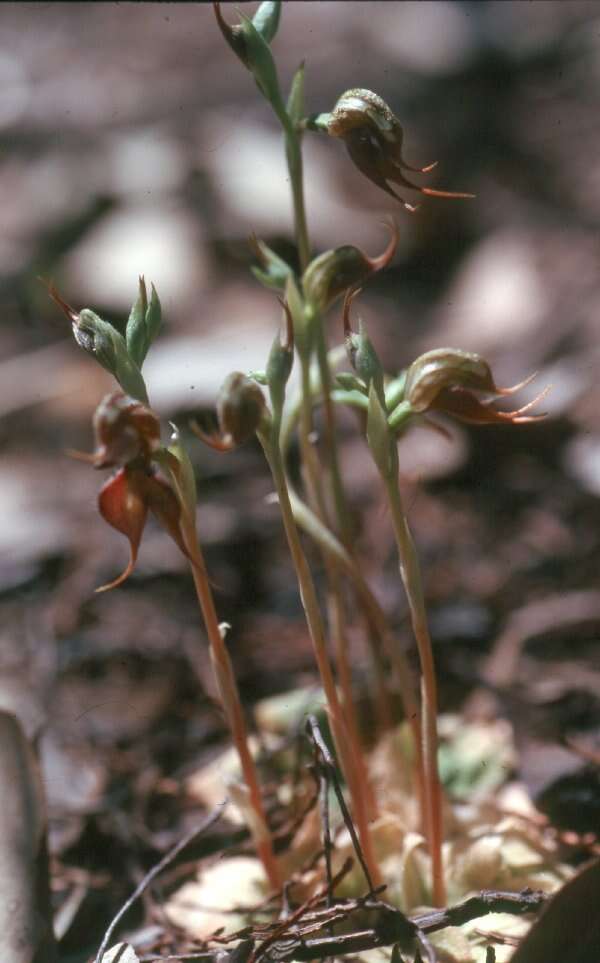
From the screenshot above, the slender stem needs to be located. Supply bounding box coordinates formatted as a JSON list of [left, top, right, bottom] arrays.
[[314, 320, 397, 737], [313, 319, 353, 546], [384, 476, 445, 907], [282, 117, 310, 272], [288, 485, 421, 747], [286, 339, 397, 735], [259, 427, 382, 888], [180, 516, 281, 892], [297, 352, 378, 818]]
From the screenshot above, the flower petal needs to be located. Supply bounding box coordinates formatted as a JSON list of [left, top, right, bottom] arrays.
[[96, 468, 147, 592], [431, 386, 548, 425]]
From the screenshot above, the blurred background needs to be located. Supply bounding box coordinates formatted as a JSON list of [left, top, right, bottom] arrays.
[[1, 1, 599, 955]]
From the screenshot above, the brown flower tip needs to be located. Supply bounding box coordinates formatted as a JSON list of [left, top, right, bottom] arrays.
[[327, 89, 475, 210], [432, 385, 549, 425], [213, 2, 249, 67], [40, 278, 79, 324]]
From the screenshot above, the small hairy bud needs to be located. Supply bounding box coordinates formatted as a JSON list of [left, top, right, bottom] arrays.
[[217, 372, 267, 445]]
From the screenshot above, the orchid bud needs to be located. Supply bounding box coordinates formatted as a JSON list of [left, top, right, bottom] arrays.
[[249, 235, 293, 292], [266, 301, 294, 417], [214, 3, 283, 108], [217, 372, 267, 446], [46, 281, 148, 402], [125, 276, 162, 369], [343, 289, 385, 401], [302, 222, 398, 312], [92, 392, 161, 468], [76, 309, 149, 402], [324, 88, 474, 210]]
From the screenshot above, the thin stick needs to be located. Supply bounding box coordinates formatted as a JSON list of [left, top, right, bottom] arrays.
[[307, 715, 376, 895], [95, 802, 226, 963], [309, 737, 334, 907]]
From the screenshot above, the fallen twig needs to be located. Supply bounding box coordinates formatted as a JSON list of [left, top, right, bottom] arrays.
[[306, 715, 375, 895], [96, 801, 228, 963]]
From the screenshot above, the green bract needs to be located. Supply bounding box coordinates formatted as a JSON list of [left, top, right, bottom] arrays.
[[125, 277, 162, 369]]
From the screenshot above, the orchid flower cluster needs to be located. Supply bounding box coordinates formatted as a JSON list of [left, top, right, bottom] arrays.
[[54, 0, 546, 915]]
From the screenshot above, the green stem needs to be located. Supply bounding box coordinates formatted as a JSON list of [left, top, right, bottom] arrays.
[[289, 487, 421, 752], [258, 424, 382, 888], [284, 124, 310, 272], [313, 316, 354, 546], [288, 340, 397, 736], [297, 351, 378, 818], [383, 474, 445, 907]]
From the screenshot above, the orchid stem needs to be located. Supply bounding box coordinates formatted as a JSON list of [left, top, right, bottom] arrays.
[[181, 516, 281, 892], [383, 473, 445, 907], [258, 423, 382, 888]]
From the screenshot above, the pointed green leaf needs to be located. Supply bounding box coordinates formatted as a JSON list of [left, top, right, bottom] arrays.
[[367, 381, 392, 477], [250, 238, 293, 291], [126, 278, 162, 369], [125, 277, 148, 368], [145, 283, 162, 346], [252, 1, 281, 44]]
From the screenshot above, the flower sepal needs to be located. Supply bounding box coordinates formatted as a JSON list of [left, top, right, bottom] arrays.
[[404, 348, 547, 425], [302, 222, 398, 312], [96, 464, 192, 593], [323, 88, 474, 210]]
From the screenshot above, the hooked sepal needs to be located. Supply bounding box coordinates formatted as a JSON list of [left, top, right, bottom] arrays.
[[302, 222, 398, 312]]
